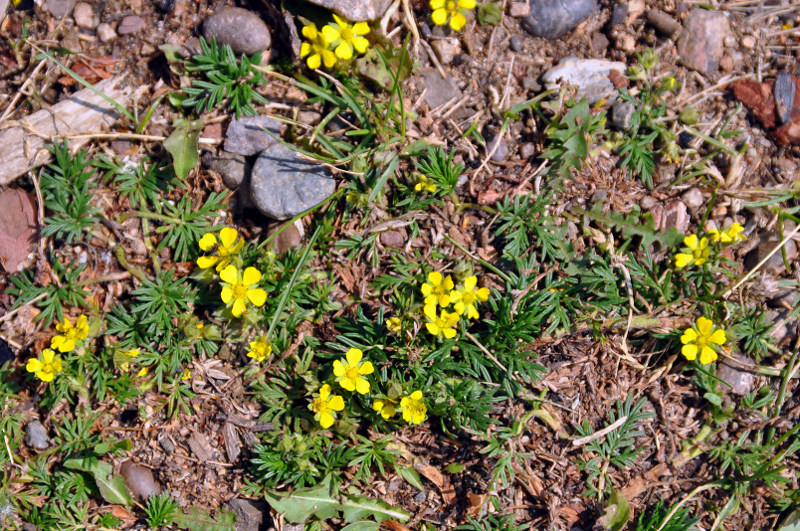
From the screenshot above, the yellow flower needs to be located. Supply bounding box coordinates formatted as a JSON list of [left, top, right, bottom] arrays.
[[430, 0, 476, 31], [386, 317, 402, 333], [450, 276, 490, 319], [681, 317, 726, 365], [26, 349, 63, 382], [197, 227, 244, 272], [333, 348, 374, 394], [424, 305, 460, 339], [399, 390, 427, 424], [373, 398, 397, 420], [300, 23, 337, 70], [137, 367, 149, 377], [51, 315, 89, 353], [709, 222, 746, 244], [119, 348, 139, 372], [415, 174, 437, 193], [674, 234, 710, 269], [321, 15, 370, 60], [220, 265, 267, 317], [309, 384, 345, 429], [247, 335, 272, 363], [421, 271, 454, 308], [181, 368, 191, 380]]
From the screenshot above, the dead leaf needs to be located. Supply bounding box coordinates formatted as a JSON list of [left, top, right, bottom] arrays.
[[0, 188, 38, 273]]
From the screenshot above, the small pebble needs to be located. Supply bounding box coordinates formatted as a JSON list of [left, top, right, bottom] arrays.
[[117, 15, 145, 35], [682, 187, 704, 210], [741, 35, 756, 49], [646, 8, 681, 37], [46, 0, 75, 18], [380, 230, 406, 249], [96, 22, 117, 42], [488, 135, 509, 162], [73, 2, 97, 29], [24, 420, 50, 450], [616, 33, 636, 53], [431, 38, 460, 66], [509, 36, 523, 52]]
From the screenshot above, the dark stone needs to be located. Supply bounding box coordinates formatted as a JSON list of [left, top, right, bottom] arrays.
[[647, 8, 681, 37], [510, 36, 524, 52], [208, 151, 249, 190], [120, 461, 161, 501], [250, 143, 336, 220], [202, 7, 271, 56], [422, 70, 461, 110], [717, 356, 756, 396], [611, 100, 635, 130], [380, 230, 406, 249], [228, 498, 270, 531], [521, 0, 598, 39], [609, 4, 627, 26], [0, 338, 13, 366], [591, 31, 609, 54], [224, 115, 283, 156], [775, 71, 795, 126], [487, 135, 509, 162]]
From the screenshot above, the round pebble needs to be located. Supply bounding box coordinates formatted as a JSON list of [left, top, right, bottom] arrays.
[[73, 2, 97, 29], [509, 36, 523, 52], [741, 35, 756, 49], [97, 22, 117, 42], [202, 7, 271, 56]]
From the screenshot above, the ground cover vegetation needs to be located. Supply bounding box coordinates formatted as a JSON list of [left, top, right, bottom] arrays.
[[0, 0, 799, 530]]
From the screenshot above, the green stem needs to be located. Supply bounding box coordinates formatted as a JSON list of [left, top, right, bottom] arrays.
[[265, 225, 322, 343], [683, 126, 739, 155], [120, 210, 179, 224], [773, 349, 800, 419], [443, 233, 513, 285], [114, 246, 148, 282]]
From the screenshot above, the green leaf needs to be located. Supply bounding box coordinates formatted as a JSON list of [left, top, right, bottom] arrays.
[[477, 2, 502, 25], [397, 465, 425, 491], [704, 392, 723, 407], [443, 462, 465, 474], [173, 506, 237, 531], [596, 490, 630, 531], [97, 472, 135, 506], [164, 118, 202, 180], [265, 475, 410, 524], [340, 522, 380, 531]]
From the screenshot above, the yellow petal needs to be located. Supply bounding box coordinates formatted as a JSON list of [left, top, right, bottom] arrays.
[[321, 25, 340, 45], [196, 256, 218, 269], [352, 21, 370, 35], [428, 271, 442, 286], [307, 53, 322, 70], [699, 346, 717, 365], [476, 287, 490, 301], [425, 322, 439, 336], [346, 348, 363, 366], [300, 42, 311, 58], [431, 7, 448, 25], [464, 276, 477, 290], [681, 344, 698, 360], [674, 253, 691, 268], [696, 317, 713, 336], [320, 384, 331, 399], [246, 288, 267, 307], [373, 400, 384, 412], [219, 227, 239, 249], [219, 265, 238, 285], [684, 234, 699, 250], [443, 327, 457, 339], [319, 412, 335, 428], [321, 50, 338, 68], [680, 328, 697, 344], [242, 267, 262, 286], [329, 395, 345, 411], [42, 349, 55, 364], [410, 390, 423, 401], [232, 299, 246, 317], [339, 378, 356, 392], [199, 233, 217, 251], [38, 371, 54, 382], [52, 358, 62, 372], [335, 42, 352, 60], [301, 23, 318, 40], [333, 360, 346, 377], [424, 304, 437, 319], [709, 329, 726, 345], [450, 12, 467, 30], [355, 378, 370, 395], [352, 36, 369, 54], [26, 358, 43, 373], [430, 0, 445, 8], [443, 275, 454, 291], [220, 287, 234, 304], [459, 0, 476, 8], [359, 361, 375, 375], [332, 14, 346, 27]]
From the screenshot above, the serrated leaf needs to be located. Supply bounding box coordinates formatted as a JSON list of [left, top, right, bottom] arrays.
[[264, 475, 340, 523], [164, 118, 202, 180], [173, 506, 236, 531], [577, 202, 683, 249]]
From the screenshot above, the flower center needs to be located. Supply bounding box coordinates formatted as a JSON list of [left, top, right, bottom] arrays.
[[462, 291, 476, 306], [345, 366, 360, 381], [408, 401, 424, 415], [695, 335, 708, 348], [341, 27, 354, 41], [233, 282, 248, 300], [313, 398, 329, 414]]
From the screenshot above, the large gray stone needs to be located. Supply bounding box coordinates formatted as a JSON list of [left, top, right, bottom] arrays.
[[24, 420, 50, 450], [228, 498, 269, 531], [202, 7, 271, 56], [304, 0, 392, 21], [521, 0, 598, 39], [224, 115, 283, 156], [250, 143, 336, 220], [542, 58, 626, 104], [422, 70, 461, 110]]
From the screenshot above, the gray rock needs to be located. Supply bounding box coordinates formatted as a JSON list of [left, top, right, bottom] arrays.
[[73, 2, 97, 29], [520, 143, 537, 159], [591, 32, 609, 54], [610, 100, 635, 130], [775, 72, 795, 126], [228, 498, 269, 531], [647, 8, 681, 37], [422, 70, 461, 110], [303, 0, 392, 21], [45, 0, 75, 18], [661, 200, 690, 233], [541, 57, 626, 104], [431, 38, 460, 66], [97, 22, 117, 42], [120, 461, 161, 501], [117, 15, 145, 35], [24, 420, 50, 450], [677, 9, 729, 75], [380, 230, 406, 249], [716, 356, 756, 396], [487, 135, 509, 162], [682, 187, 704, 210], [208, 151, 249, 190], [609, 4, 627, 26], [202, 7, 271, 56], [224, 115, 283, 156], [521, 0, 598, 39], [509, 36, 524, 52], [250, 143, 337, 220], [745, 235, 798, 275]]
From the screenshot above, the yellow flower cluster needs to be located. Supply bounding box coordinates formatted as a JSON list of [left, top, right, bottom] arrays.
[[674, 223, 746, 269], [430, 0, 476, 31], [680, 317, 726, 365], [415, 174, 437, 194], [308, 348, 427, 427], [26, 314, 91, 382], [421, 273, 489, 338], [197, 228, 268, 318], [300, 16, 370, 70], [247, 335, 272, 363]]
